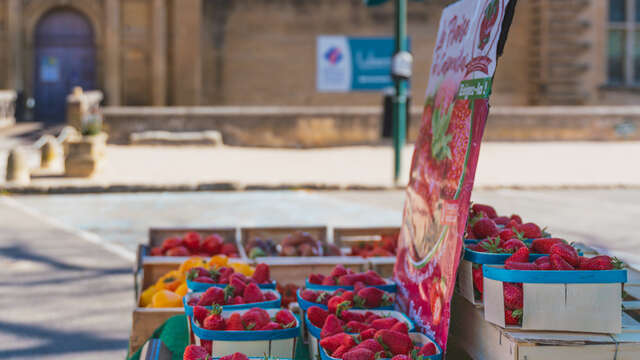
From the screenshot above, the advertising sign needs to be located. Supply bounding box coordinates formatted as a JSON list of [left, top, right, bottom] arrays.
[[316, 36, 410, 92], [393, 0, 515, 350]]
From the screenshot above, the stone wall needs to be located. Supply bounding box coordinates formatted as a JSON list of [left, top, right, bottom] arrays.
[[102, 106, 640, 147]]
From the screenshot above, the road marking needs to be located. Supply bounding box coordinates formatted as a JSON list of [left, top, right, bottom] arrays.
[[0, 195, 135, 262]]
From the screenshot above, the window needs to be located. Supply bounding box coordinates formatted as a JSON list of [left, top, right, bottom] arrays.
[[608, 0, 640, 84]]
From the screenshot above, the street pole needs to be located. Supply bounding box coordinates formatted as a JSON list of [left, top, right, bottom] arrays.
[[393, 0, 408, 184]]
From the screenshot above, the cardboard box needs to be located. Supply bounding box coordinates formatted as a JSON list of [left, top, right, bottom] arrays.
[[483, 265, 627, 334]]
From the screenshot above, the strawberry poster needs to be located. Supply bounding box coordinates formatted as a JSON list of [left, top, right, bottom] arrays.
[[394, 0, 516, 351]]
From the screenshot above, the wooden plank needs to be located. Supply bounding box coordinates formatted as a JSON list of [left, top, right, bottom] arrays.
[[148, 227, 238, 248], [129, 307, 184, 355]]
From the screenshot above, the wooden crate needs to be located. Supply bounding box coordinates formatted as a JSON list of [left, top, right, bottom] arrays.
[[240, 226, 328, 257], [147, 227, 242, 257], [258, 256, 369, 286], [129, 307, 184, 355], [333, 226, 399, 277], [449, 293, 640, 360]]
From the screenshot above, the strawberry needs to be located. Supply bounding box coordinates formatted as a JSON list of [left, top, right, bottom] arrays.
[[390, 321, 409, 334], [342, 291, 355, 302], [219, 353, 249, 360], [550, 254, 574, 270], [160, 237, 182, 253], [226, 313, 244, 330], [183, 232, 202, 253], [203, 305, 225, 330], [229, 296, 244, 305], [505, 309, 522, 325], [260, 322, 283, 330], [510, 214, 523, 224], [391, 355, 409, 360], [418, 342, 437, 356], [579, 255, 624, 270], [340, 310, 365, 323], [498, 228, 519, 242], [194, 276, 216, 284], [361, 271, 386, 286], [345, 321, 369, 333], [504, 262, 538, 270], [166, 246, 191, 256], [193, 306, 211, 326], [241, 307, 270, 330], [502, 239, 527, 253], [197, 287, 225, 306], [321, 314, 343, 338], [328, 297, 352, 315], [188, 267, 211, 280], [150, 246, 163, 256], [472, 265, 483, 294], [183, 345, 210, 360], [343, 348, 375, 360], [338, 274, 358, 286], [359, 328, 376, 340], [375, 329, 413, 355], [549, 243, 579, 267], [275, 309, 297, 328], [503, 283, 523, 309], [251, 263, 270, 284], [353, 281, 366, 293], [221, 243, 238, 256], [354, 287, 393, 308], [332, 345, 350, 358], [478, 237, 504, 253], [530, 238, 565, 254], [309, 273, 325, 284], [515, 223, 542, 239], [364, 312, 381, 324], [188, 296, 200, 306], [264, 291, 277, 301], [201, 340, 212, 354], [472, 218, 499, 238], [320, 333, 351, 353], [201, 234, 223, 255], [505, 247, 529, 264], [494, 216, 510, 225], [230, 275, 246, 297], [301, 289, 318, 302], [322, 276, 337, 286], [307, 306, 329, 328], [355, 338, 384, 353], [472, 204, 498, 219], [537, 261, 552, 270], [533, 256, 550, 266], [243, 283, 265, 303], [331, 264, 349, 278], [371, 317, 398, 330]]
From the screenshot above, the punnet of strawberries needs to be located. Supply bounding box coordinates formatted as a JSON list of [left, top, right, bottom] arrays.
[[186, 284, 278, 308], [308, 265, 387, 287], [300, 285, 394, 309], [151, 231, 239, 257], [276, 282, 299, 309], [348, 233, 399, 258], [194, 306, 297, 331], [188, 263, 271, 285]]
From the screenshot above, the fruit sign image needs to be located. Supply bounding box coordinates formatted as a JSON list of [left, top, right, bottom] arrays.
[[394, 0, 515, 351]]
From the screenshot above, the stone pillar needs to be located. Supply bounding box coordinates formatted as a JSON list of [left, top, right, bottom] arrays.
[[6, 148, 29, 184], [105, 0, 121, 105], [152, 0, 168, 106], [171, 0, 202, 105], [7, 0, 23, 91]]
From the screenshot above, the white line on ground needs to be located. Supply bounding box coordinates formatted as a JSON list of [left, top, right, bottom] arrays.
[[0, 195, 136, 262]]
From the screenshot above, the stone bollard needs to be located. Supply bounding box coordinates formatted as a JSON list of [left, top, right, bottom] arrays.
[[64, 132, 108, 177], [6, 148, 30, 183], [40, 135, 60, 169], [58, 126, 81, 157]]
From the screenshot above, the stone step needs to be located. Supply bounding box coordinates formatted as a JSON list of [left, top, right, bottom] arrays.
[[129, 131, 223, 146]]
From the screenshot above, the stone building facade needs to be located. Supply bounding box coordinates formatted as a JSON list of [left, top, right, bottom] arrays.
[[0, 0, 634, 123]]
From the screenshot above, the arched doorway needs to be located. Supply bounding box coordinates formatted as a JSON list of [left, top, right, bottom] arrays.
[[34, 8, 96, 124]]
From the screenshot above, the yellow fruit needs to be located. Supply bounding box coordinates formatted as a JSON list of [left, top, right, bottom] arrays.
[[151, 290, 182, 308], [179, 257, 208, 274], [140, 285, 158, 307], [208, 255, 229, 268], [155, 270, 185, 292], [175, 282, 188, 297], [230, 262, 255, 277]]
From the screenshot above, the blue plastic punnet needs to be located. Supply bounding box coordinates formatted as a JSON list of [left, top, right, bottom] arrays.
[[304, 309, 414, 340], [305, 278, 397, 293], [483, 265, 628, 284], [187, 279, 277, 292], [191, 308, 300, 341], [319, 332, 442, 360], [295, 288, 394, 312], [183, 289, 281, 316]]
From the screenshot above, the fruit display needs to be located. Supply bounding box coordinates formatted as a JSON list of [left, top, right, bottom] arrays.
[[320, 332, 440, 360], [184, 286, 280, 315], [307, 265, 396, 292], [245, 231, 323, 258], [276, 282, 300, 309], [297, 286, 394, 311], [187, 262, 273, 292], [150, 231, 240, 257], [346, 233, 398, 258], [465, 203, 549, 241]]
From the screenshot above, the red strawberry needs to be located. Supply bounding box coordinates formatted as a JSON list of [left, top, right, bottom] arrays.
[[331, 264, 349, 278], [353, 281, 366, 293], [390, 321, 409, 334], [361, 271, 386, 286], [343, 348, 375, 360], [275, 309, 297, 328], [340, 310, 365, 323], [322, 276, 337, 286], [342, 291, 355, 302], [533, 256, 550, 266], [579, 255, 623, 270], [510, 214, 523, 224], [183, 345, 210, 360], [309, 273, 325, 284], [241, 308, 270, 330], [166, 246, 190, 256], [201, 234, 224, 255], [472, 265, 483, 294], [260, 322, 282, 330], [243, 283, 265, 303], [301, 289, 318, 302], [359, 328, 376, 340], [203, 305, 225, 330], [230, 275, 247, 297], [494, 216, 510, 225], [516, 223, 542, 239], [505, 309, 522, 325], [226, 313, 244, 330], [197, 287, 225, 306], [498, 228, 518, 242], [549, 243, 580, 267], [194, 276, 215, 284], [188, 296, 200, 306], [391, 355, 409, 360], [331, 345, 350, 358], [505, 247, 529, 264], [307, 306, 329, 328], [537, 261, 552, 270], [328, 296, 352, 315], [345, 321, 369, 333], [188, 267, 211, 279], [354, 287, 393, 308], [418, 342, 437, 356], [503, 283, 523, 309], [502, 239, 527, 253], [504, 262, 538, 270], [264, 291, 277, 301], [183, 232, 202, 253], [201, 340, 212, 354], [321, 314, 343, 338], [506, 219, 519, 229], [371, 317, 398, 330], [320, 333, 352, 354], [550, 254, 574, 270], [160, 237, 182, 252], [150, 246, 163, 256], [193, 306, 211, 326], [229, 296, 244, 305], [472, 218, 499, 238], [219, 353, 249, 360], [251, 263, 270, 284], [221, 242, 238, 256], [338, 274, 358, 286], [217, 266, 234, 284], [364, 312, 381, 324], [472, 204, 497, 219], [355, 338, 384, 353], [375, 329, 413, 355], [530, 238, 565, 254]]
